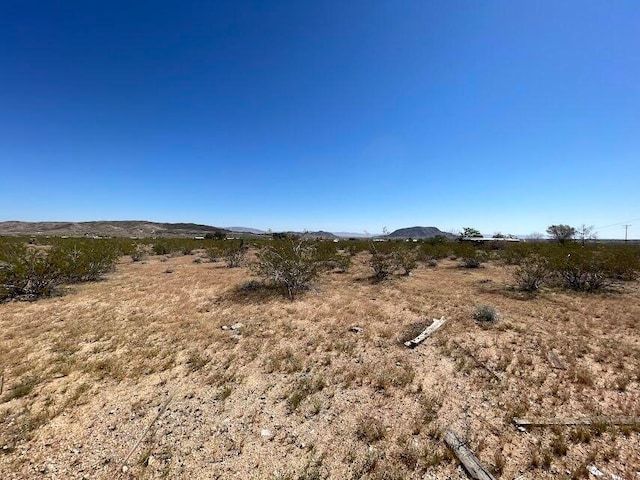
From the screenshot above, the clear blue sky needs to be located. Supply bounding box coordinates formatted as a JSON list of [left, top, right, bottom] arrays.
[[1, 1, 638, 237]]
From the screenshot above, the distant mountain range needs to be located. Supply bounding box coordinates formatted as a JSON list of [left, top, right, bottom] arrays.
[[0, 221, 233, 238], [0, 221, 455, 240], [386, 226, 456, 239], [226, 227, 266, 234]]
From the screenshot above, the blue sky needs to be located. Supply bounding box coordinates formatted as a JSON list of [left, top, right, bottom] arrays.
[[1, 1, 638, 237]]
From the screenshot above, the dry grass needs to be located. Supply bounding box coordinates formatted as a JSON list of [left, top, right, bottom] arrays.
[[0, 251, 638, 479]]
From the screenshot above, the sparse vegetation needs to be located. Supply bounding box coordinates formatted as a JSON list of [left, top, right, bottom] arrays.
[[0, 234, 638, 479], [355, 415, 386, 443]]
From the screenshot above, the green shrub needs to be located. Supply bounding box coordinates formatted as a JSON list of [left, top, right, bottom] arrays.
[[0, 243, 61, 300], [418, 243, 449, 262], [223, 240, 247, 268], [549, 247, 607, 292], [452, 243, 486, 268], [369, 244, 398, 281], [603, 245, 639, 281], [513, 255, 550, 292], [395, 247, 417, 275], [49, 240, 119, 282], [152, 242, 171, 255], [0, 238, 122, 301], [255, 240, 320, 298]]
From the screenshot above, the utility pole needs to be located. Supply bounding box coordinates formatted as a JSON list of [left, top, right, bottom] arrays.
[[623, 225, 631, 243]]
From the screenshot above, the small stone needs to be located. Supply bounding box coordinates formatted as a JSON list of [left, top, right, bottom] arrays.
[[230, 323, 244, 330], [260, 429, 272, 439], [122, 465, 129, 473]]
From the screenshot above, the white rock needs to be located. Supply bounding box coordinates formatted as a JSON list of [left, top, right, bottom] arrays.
[[587, 465, 604, 477]]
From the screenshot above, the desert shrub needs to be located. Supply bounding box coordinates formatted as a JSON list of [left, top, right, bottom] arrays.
[[152, 242, 171, 255], [255, 239, 320, 298], [369, 247, 398, 281], [204, 231, 226, 240], [453, 243, 486, 268], [312, 240, 338, 260], [222, 240, 247, 268], [49, 240, 119, 282], [342, 239, 370, 255], [204, 243, 222, 262], [205, 248, 220, 262], [549, 247, 607, 292], [473, 305, 498, 323], [395, 247, 418, 275], [0, 243, 61, 300], [333, 254, 352, 272], [151, 239, 199, 256], [0, 239, 124, 301], [418, 242, 449, 262], [308, 241, 350, 272], [130, 247, 145, 262], [501, 242, 535, 265], [513, 255, 550, 292], [603, 245, 640, 281], [462, 256, 482, 268]]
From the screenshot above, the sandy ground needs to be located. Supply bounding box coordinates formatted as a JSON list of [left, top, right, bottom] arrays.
[[0, 252, 638, 479]]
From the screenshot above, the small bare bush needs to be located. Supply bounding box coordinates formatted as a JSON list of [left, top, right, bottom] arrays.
[[473, 305, 498, 323]]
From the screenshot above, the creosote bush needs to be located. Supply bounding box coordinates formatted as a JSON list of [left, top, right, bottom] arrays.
[[222, 240, 248, 268], [0, 243, 61, 300], [369, 243, 399, 281], [454, 243, 486, 268], [395, 247, 418, 276], [551, 248, 607, 292], [254, 239, 320, 299], [513, 254, 550, 292], [0, 239, 121, 301]]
